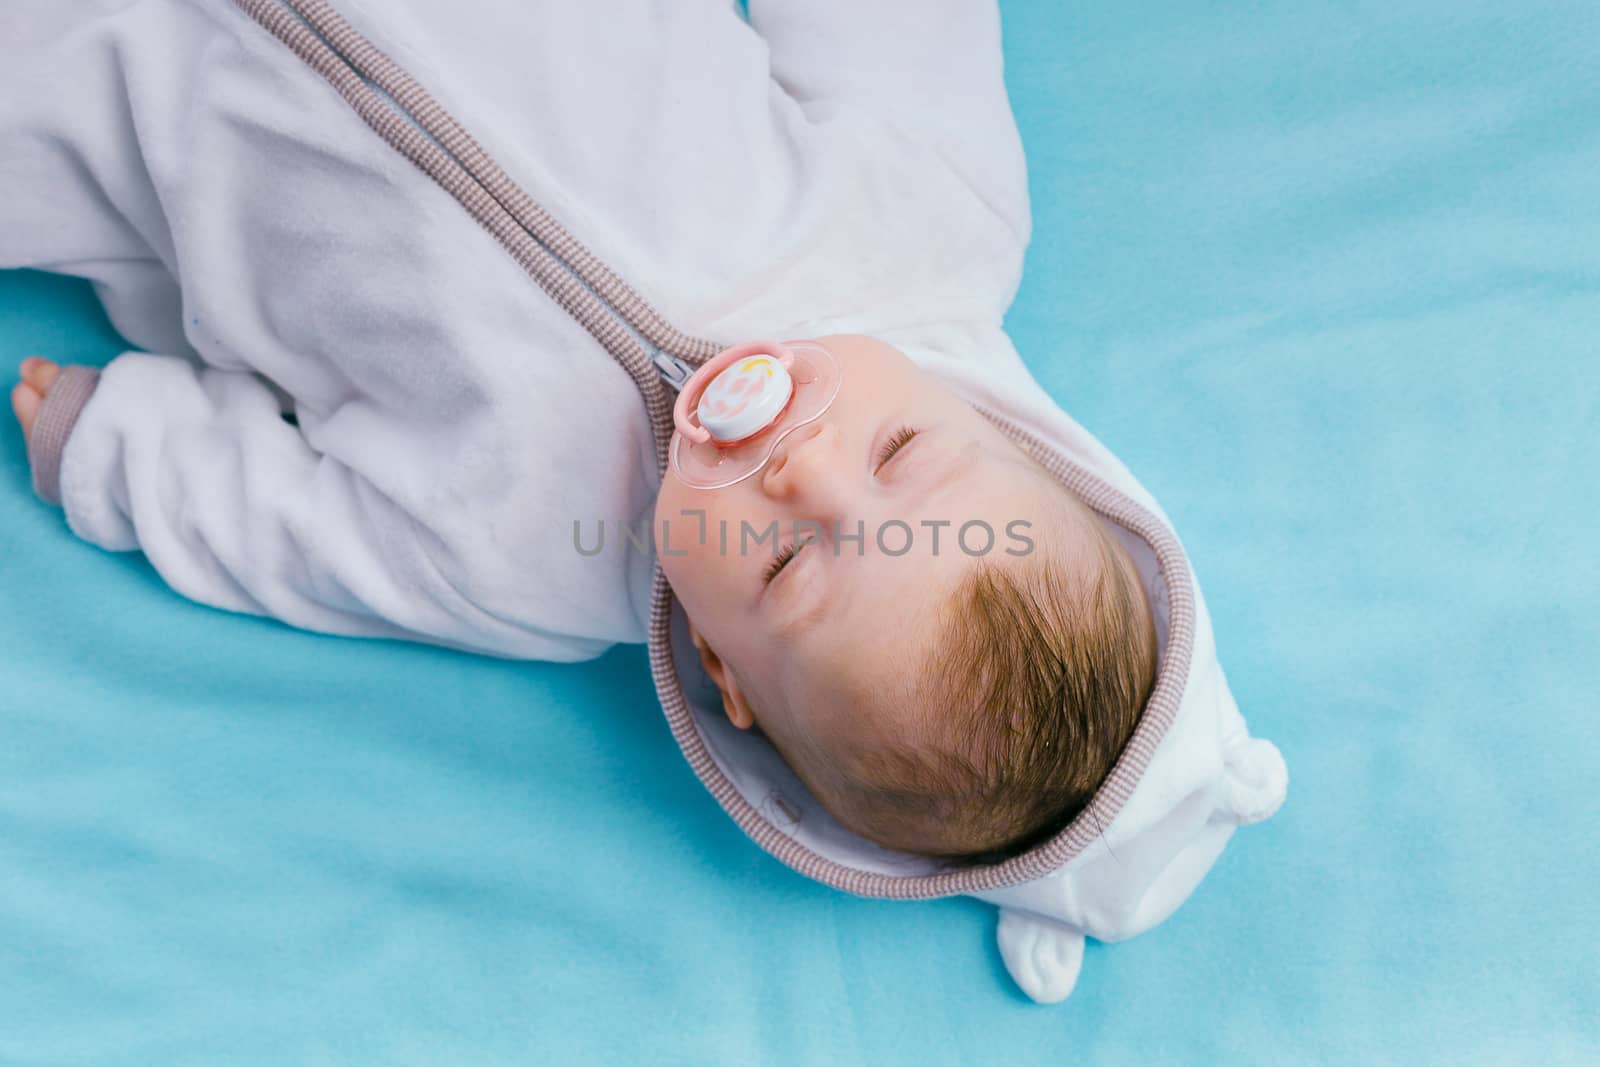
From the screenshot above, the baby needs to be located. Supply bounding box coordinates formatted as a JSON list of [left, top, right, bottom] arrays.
[[5, 0, 1281, 1002], [15, 330, 1158, 864]]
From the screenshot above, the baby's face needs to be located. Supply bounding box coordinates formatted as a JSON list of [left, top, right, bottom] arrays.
[[655, 335, 1085, 768]]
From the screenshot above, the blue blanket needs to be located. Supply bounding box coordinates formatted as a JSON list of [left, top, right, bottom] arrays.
[[3, 1, 1596, 1062]]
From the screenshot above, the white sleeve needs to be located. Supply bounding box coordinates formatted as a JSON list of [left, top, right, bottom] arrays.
[[55, 351, 607, 662], [745, 0, 1031, 245]]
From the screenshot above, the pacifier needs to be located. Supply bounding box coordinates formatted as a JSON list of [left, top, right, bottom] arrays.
[[669, 339, 842, 489]]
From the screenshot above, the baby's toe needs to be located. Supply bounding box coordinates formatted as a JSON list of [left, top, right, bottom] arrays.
[[11, 380, 41, 435], [20, 357, 61, 394]]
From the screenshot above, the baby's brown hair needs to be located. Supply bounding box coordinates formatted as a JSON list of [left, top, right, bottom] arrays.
[[802, 509, 1158, 864]]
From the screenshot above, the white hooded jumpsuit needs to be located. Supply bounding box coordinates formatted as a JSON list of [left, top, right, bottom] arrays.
[[1, 0, 1286, 1001]]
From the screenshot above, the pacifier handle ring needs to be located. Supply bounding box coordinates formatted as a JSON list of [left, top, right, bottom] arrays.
[[672, 340, 797, 445]]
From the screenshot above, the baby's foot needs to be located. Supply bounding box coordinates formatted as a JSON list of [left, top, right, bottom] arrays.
[[10, 356, 61, 440]]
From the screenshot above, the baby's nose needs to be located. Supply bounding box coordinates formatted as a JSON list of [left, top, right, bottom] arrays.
[[760, 422, 843, 505], [765, 423, 827, 478]]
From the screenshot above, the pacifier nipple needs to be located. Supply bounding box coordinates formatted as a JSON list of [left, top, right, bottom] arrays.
[[696, 352, 795, 445]]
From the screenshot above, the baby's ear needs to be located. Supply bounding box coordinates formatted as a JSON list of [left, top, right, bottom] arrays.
[[687, 621, 756, 730]]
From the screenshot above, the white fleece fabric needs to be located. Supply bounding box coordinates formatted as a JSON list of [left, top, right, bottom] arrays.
[[2, 0, 1286, 1003]]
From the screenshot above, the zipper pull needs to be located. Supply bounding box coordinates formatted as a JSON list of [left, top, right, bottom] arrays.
[[650, 348, 695, 390]]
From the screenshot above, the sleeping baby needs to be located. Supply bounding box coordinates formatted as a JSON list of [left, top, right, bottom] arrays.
[[16, 333, 1157, 866], [4, 0, 1284, 1002]]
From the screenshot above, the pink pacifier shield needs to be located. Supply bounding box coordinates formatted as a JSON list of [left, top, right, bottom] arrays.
[[670, 339, 842, 490]]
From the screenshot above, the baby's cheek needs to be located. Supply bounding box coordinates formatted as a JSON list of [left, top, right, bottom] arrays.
[[673, 481, 762, 552], [655, 481, 739, 593]]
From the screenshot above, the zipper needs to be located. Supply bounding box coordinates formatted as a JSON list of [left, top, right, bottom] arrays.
[[648, 349, 697, 391]]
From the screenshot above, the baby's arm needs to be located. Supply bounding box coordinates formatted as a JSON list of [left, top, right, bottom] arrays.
[[746, 0, 1031, 244], [17, 350, 589, 660]]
